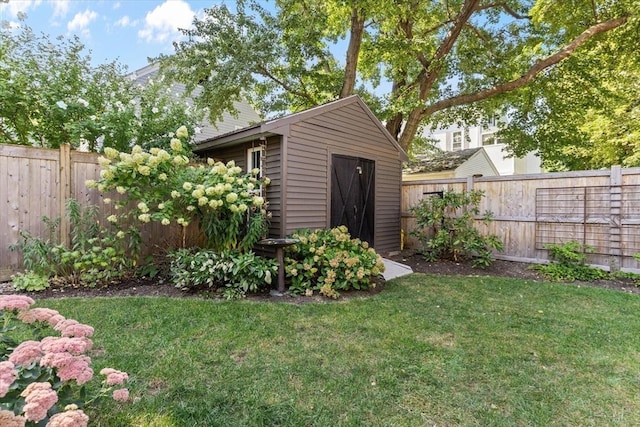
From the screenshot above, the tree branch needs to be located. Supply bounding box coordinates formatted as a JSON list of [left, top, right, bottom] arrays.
[[255, 64, 315, 102], [421, 16, 629, 117], [477, 2, 530, 20]]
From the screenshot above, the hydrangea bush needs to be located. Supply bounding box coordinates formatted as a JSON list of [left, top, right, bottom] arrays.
[[87, 126, 270, 253], [0, 295, 129, 426], [284, 226, 385, 298]]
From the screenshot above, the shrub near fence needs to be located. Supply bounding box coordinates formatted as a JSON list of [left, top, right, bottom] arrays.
[[402, 166, 640, 272], [0, 144, 201, 282]]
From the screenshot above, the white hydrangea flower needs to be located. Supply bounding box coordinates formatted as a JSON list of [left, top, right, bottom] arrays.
[[176, 126, 189, 139], [170, 138, 183, 152]]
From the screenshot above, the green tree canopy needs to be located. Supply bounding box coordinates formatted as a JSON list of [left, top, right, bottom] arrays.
[[0, 20, 202, 153], [157, 0, 635, 158]]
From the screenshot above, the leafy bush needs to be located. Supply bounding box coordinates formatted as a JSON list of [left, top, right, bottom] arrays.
[[532, 241, 608, 282], [87, 127, 270, 253], [168, 249, 278, 299], [410, 190, 504, 267], [284, 226, 385, 298], [11, 272, 50, 292], [8, 199, 130, 288], [0, 295, 129, 425]]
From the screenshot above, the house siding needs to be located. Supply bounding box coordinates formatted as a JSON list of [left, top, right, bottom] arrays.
[[455, 152, 498, 178], [132, 63, 261, 143], [284, 103, 402, 253]]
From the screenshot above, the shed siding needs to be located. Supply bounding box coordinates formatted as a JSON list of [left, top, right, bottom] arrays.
[[198, 137, 283, 239], [285, 103, 402, 253]]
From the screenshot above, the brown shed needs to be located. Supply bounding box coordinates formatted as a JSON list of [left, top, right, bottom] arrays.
[[194, 95, 408, 255]]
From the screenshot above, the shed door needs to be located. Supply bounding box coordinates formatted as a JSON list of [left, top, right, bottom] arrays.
[[331, 155, 375, 246]]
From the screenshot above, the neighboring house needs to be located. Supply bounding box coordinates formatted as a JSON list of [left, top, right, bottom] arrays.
[[423, 118, 542, 175], [194, 95, 409, 255], [403, 147, 499, 181], [131, 63, 262, 143]]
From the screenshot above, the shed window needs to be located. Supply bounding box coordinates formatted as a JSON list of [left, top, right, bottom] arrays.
[[247, 146, 263, 176], [247, 146, 264, 194]]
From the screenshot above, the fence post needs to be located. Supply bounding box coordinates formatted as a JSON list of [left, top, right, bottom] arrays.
[[466, 175, 475, 192], [59, 144, 71, 247], [609, 165, 622, 272]]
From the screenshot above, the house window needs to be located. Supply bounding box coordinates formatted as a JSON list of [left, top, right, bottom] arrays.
[[482, 133, 496, 146], [482, 133, 503, 146], [452, 131, 462, 151]]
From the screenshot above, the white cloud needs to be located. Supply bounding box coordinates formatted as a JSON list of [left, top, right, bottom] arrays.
[[50, 0, 70, 18], [0, 0, 42, 18], [67, 9, 98, 36], [138, 0, 194, 44], [113, 2, 121, 10], [115, 15, 137, 28]]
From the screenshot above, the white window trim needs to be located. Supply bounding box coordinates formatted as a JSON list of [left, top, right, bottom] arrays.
[[247, 146, 264, 195]]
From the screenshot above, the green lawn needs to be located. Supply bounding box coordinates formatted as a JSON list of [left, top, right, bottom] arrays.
[[43, 274, 640, 426]]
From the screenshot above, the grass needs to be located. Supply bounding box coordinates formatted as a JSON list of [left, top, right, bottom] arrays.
[[41, 274, 640, 426]]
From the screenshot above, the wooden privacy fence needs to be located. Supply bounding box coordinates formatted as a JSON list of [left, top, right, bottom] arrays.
[[3, 144, 640, 280], [0, 144, 201, 282], [402, 166, 640, 272]]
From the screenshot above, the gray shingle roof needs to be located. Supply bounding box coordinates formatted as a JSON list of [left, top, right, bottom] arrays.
[[404, 147, 482, 173]]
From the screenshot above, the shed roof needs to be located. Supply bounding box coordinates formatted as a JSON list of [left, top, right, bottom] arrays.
[[194, 95, 409, 161], [404, 147, 485, 174]]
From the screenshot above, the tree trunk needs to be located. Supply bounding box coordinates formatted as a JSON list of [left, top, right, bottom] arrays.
[[340, 6, 365, 98], [398, 107, 423, 152]]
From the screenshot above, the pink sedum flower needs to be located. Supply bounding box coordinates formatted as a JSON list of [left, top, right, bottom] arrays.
[[0, 361, 17, 398], [40, 353, 94, 385], [18, 307, 65, 327], [112, 388, 129, 402], [46, 409, 89, 427], [0, 295, 35, 311], [20, 382, 58, 423], [40, 337, 93, 355], [100, 368, 128, 386], [60, 324, 94, 339], [0, 410, 25, 427], [9, 340, 43, 366]]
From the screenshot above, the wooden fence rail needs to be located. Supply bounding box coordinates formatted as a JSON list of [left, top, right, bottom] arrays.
[[0, 144, 200, 281], [401, 166, 640, 272]]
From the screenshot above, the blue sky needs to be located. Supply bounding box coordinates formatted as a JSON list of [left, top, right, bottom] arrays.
[[0, 0, 230, 71]]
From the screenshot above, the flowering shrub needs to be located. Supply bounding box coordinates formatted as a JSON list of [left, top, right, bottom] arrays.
[[284, 226, 385, 298], [168, 249, 278, 299], [87, 126, 270, 253], [0, 295, 129, 426]]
